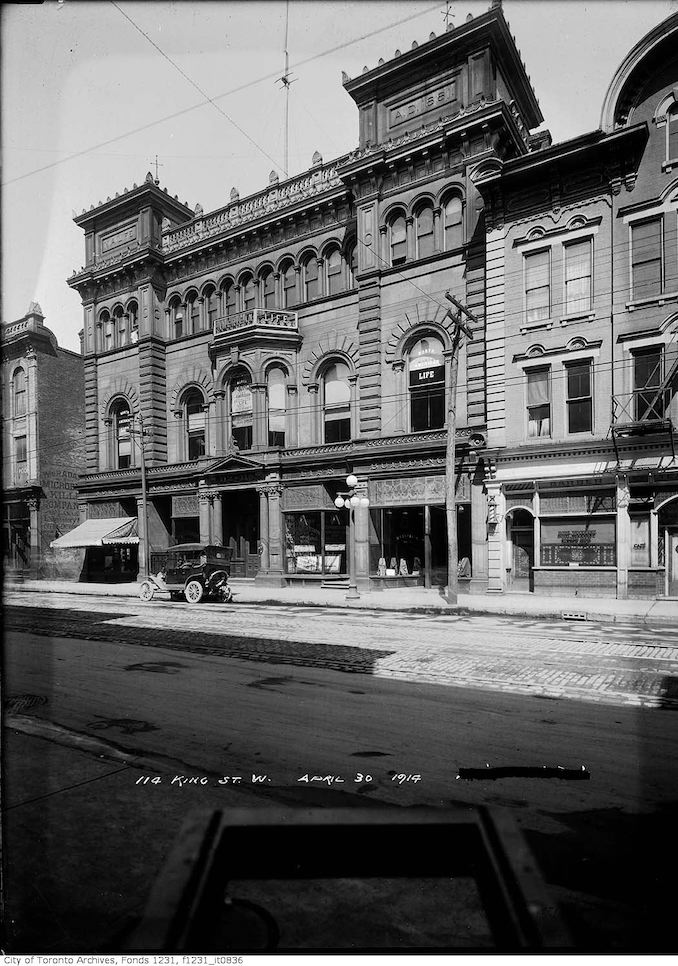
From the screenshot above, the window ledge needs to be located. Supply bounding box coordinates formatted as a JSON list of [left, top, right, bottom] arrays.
[[661, 159, 678, 173], [519, 318, 553, 334], [559, 311, 595, 326], [626, 292, 678, 311]]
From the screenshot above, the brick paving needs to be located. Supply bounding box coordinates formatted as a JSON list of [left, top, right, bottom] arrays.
[[5, 592, 678, 709]]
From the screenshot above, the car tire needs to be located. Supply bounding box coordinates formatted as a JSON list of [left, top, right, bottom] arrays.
[[221, 586, 233, 603], [139, 581, 155, 602], [184, 579, 204, 604]]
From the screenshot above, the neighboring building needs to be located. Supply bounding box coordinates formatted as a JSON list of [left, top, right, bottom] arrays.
[[66, 1, 543, 590], [1, 302, 86, 578], [473, 12, 678, 597]]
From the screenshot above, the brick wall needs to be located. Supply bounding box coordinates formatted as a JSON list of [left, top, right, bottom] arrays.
[[533, 568, 617, 598]]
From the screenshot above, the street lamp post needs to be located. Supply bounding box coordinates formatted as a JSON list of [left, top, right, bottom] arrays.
[[334, 473, 370, 600]]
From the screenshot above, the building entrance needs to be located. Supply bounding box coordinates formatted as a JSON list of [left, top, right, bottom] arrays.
[[507, 509, 534, 593], [222, 490, 259, 577]]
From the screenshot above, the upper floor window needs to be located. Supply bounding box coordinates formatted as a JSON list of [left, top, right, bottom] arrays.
[[633, 346, 664, 421], [322, 361, 351, 443], [526, 367, 551, 437], [326, 248, 343, 296], [564, 239, 592, 315], [631, 218, 663, 300], [204, 286, 218, 329], [169, 296, 183, 339], [389, 213, 407, 267], [230, 372, 253, 451], [111, 399, 132, 468], [346, 244, 357, 288], [183, 388, 206, 460], [100, 310, 113, 351], [186, 291, 200, 333], [415, 206, 434, 259], [668, 103, 678, 162], [113, 305, 125, 347], [444, 196, 463, 250], [15, 434, 27, 480], [566, 360, 593, 434], [13, 368, 26, 417], [261, 270, 276, 309], [408, 336, 445, 431], [282, 262, 296, 308], [267, 366, 287, 448], [221, 281, 236, 318], [128, 300, 139, 342], [242, 276, 256, 313], [524, 249, 550, 323], [302, 255, 319, 301]]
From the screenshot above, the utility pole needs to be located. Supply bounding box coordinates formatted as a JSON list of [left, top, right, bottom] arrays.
[[443, 291, 477, 605], [129, 412, 150, 578], [278, 0, 295, 178]]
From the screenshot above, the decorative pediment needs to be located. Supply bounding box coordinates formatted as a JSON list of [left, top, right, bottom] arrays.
[[203, 453, 264, 477]]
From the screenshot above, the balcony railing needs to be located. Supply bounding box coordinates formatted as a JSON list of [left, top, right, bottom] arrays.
[[213, 308, 298, 336]]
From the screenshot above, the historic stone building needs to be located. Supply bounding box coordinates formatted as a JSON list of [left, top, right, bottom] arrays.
[[473, 11, 678, 598], [67, 1, 544, 589], [1, 303, 86, 578]]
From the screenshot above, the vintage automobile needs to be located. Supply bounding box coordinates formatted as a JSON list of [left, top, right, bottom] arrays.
[[139, 543, 234, 603]]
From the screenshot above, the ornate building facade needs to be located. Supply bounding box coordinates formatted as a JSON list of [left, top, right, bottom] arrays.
[[1, 303, 86, 578], [67, 3, 543, 590]]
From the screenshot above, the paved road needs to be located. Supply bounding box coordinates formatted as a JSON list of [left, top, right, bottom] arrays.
[[3, 599, 678, 953]]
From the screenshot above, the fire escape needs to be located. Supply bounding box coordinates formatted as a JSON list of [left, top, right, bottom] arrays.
[[611, 334, 677, 461]]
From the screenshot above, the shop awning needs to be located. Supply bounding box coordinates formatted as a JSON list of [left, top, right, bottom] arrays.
[[50, 517, 138, 549]]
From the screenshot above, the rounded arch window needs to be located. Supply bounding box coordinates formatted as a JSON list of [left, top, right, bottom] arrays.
[[415, 204, 434, 259], [127, 300, 139, 342], [443, 195, 463, 250], [282, 261, 296, 308], [389, 212, 407, 266], [408, 335, 445, 431], [241, 275, 256, 313], [186, 291, 200, 333], [229, 370, 253, 451], [99, 310, 113, 351], [13, 367, 27, 417], [347, 244, 358, 287], [168, 296, 183, 339], [261, 269, 276, 309], [267, 366, 287, 447], [322, 360, 351, 443], [112, 305, 125, 347], [326, 248, 343, 296], [110, 398, 132, 468], [668, 102, 678, 162], [183, 388, 206, 460], [302, 254, 319, 301], [204, 285, 218, 328], [220, 280, 236, 318]]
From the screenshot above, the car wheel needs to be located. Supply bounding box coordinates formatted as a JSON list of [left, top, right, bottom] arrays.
[[184, 579, 204, 603], [139, 581, 155, 602], [221, 586, 233, 603]]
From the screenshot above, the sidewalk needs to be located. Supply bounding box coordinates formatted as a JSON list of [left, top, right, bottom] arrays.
[[6, 576, 677, 624]]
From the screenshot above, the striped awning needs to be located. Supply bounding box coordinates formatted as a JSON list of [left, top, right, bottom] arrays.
[[50, 517, 138, 549]]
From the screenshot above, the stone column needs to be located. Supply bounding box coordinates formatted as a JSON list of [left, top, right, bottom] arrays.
[[406, 215, 415, 262], [198, 482, 211, 544], [136, 495, 148, 580], [469, 471, 489, 595], [433, 206, 442, 253], [256, 485, 270, 573], [307, 383, 320, 444], [286, 384, 298, 448], [266, 481, 285, 585], [348, 374, 358, 440], [27, 495, 41, 577], [251, 383, 267, 450], [316, 258, 325, 298], [485, 481, 504, 592], [211, 492, 223, 544], [616, 474, 631, 599], [393, 361, 406, 433], [214, 390, 226, 454], [354, 480, 370, 587]]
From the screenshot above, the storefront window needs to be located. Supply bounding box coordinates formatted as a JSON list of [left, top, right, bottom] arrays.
[[409, 336, 445, 432], [630, 514, 651, 567], [285, 511, 347, 575], [372, 507, 425, 577], [540, 517, 616, 566]]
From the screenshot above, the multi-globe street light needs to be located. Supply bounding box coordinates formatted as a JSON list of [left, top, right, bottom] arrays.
[[334, 473, 369, 600]]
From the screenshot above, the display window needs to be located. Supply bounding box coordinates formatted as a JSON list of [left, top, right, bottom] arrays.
[[540, 516, 616, 566], [284, 511, 347, 575]]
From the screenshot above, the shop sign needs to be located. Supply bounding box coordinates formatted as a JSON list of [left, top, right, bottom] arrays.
[[540, 518, 616, 566], [231, 382, 253, 415]]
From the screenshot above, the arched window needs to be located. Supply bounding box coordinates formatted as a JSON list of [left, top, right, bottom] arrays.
[[186, 291, 200, 333], [100, 310, 113, 351], [282, 262, 296, 308], [408, 335, 446, 432], [127, 300, 139, 342], [204, 286, 218, 329], [111, 399, 132, 469], [184, 388, 206, 460], [389, 212, 407, 266], [668, 103, 678, 162], [347, 244, 358, 287], [415, 205, 434, 259], [322, 361, 351, 443], [13, 368, 26, 417], [302, 254, 319, 301], [168, 296, 183, 339], [113, 305, 125, 347], [326, 248, 343, 296], [221, 280, 236, 318], [241, 275, 256, 313], [444, 196, 463, 250], [267, 366, 287, 447], [230, 371, 253, 451], [261, 270, 276, 309]]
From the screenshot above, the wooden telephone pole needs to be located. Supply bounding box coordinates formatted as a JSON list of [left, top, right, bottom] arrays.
[[443, 292, 477, 605]]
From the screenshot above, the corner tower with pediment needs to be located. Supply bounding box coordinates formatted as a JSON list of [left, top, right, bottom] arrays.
[[68, 1, 547, 592]]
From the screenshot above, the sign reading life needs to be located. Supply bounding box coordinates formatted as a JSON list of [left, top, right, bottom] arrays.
[[409, 353, 445, 387]]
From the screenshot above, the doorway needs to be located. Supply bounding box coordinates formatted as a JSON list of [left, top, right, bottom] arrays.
[[667, 530, 678, 598], [507, 508, 534, 593], [222, 489, 259, 577]]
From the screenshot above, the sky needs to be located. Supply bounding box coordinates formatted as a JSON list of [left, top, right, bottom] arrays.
[[2, 0, 675, 351]]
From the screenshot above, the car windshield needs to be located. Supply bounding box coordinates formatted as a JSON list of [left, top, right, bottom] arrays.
[[170, 552, 201, 567]]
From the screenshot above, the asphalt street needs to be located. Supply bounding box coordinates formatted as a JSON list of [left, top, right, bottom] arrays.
[[3, 594, 678, 953]]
